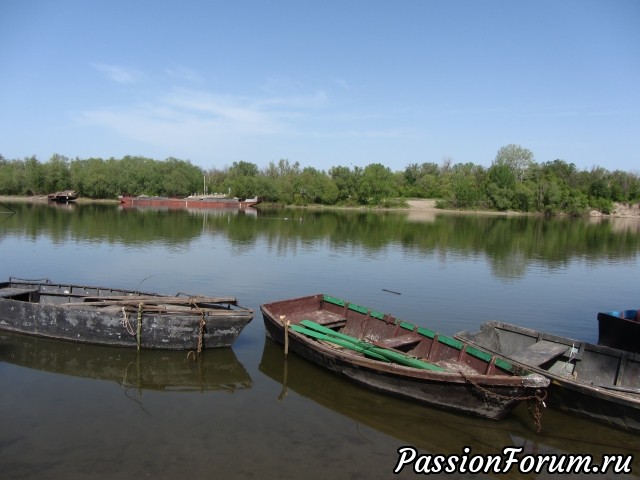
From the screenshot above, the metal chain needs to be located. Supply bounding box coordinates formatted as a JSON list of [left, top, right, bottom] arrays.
[[187, 298, 206, 361], [458, 369, 547, 432], [527, 390, 547, 433]]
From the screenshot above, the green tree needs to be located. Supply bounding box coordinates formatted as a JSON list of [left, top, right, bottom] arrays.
[[329, 165, 361, 204], [158, 157, 202, 197], [447, 163, 483, 208], [357, 163, 396, 205], [494, 144, 535, 183], [42, 154, 71, 193], [227, 161, 259, 198], [0, 157, 24, 194], [24, 156, 45, 194], [295, 167, 338, 205], [485, 163, 516, 210]]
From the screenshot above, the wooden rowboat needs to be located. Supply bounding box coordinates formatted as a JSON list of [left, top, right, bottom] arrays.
[[597, 309, 640, 353], [47, 190, 78, 202], [260, 294, 549, 422], [456, 321, 640, 433], [0, 278, 253, 350]]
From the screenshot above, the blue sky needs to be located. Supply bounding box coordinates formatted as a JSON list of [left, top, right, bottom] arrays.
[[1, 0, 638, 173]]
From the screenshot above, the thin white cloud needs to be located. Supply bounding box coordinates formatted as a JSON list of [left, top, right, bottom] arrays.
[[78, 70, 417, 163], [78, 89, 288, 148], [92, 63, 142, 84], [161, 88, 289, 133], [256, 90, 328, 109], [164, 66, 204, 84]]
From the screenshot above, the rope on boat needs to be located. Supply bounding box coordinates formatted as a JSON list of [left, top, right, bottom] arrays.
[[280, 315, 290, 355], [136, 302, 143, 350], [457, 369, 547, 432], [197, 314, 205, 354], [118, 296, 206, 359], [121, 307, 136, 335]]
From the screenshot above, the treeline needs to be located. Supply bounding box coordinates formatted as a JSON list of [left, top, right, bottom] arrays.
[[1, 145, 639, 214]]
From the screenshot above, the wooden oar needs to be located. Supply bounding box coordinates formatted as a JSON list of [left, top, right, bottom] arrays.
[[63, 296, 237, 307], [81, 295, 237, 304], [62, 302, 247, 315], [297, 320, 445, 371], [289, 325, 391, 362]]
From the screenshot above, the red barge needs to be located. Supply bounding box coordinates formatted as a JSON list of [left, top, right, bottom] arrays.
[[119, 194, 261, 210]]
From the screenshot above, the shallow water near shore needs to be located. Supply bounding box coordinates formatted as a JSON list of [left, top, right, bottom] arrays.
[[1, 202, 639, 479]]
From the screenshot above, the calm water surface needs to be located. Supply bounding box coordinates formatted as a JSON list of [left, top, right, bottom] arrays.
[[1, 203, 639, 479]]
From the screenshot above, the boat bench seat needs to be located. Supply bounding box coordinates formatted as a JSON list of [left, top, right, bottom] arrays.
[[304, 310, 347, 328], [0, 287, 39, 300], [508, 340, 569, 367], [376, 333, 423, 349]]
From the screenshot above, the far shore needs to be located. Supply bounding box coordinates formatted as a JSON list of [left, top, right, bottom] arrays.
[[1, 195, 639, 219]]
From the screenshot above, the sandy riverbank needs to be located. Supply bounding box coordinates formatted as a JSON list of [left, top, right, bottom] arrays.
[[404, 198, 640, 219]]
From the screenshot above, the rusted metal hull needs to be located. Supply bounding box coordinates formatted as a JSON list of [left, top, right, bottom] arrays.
[[0, 280, 253, 350], [119, 195, 261, 210], [260, 294, 548, 421], [597, 310, 640, 353], [456, 321, 640, 433]]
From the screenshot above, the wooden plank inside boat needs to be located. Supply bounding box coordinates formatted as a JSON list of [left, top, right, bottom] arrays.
[[507, 340, 568, 366], [375, 333, 422, 350], [0, 287, 39, 299]]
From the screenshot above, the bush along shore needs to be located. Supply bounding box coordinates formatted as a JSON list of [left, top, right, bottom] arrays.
[[1, 145, 639, 216]]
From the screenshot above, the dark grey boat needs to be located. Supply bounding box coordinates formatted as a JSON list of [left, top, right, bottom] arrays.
[[456, 321, 640, 433], [0, 278, 253, 350], [597, 309, 640, 353], [260, 294, 549, 422]]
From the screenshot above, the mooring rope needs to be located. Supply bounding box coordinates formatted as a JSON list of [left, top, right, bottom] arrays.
[[280, 315, 290, 355], [136, 302, 143, 350], [121, 307, 136, 335]]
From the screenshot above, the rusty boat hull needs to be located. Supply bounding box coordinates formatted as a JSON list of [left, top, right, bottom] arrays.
[[260, 294, 548, 421], [119, 195, 261, 210]]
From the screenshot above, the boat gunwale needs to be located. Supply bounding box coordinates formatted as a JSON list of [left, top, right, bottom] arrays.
[[1, 280, 253, 313]]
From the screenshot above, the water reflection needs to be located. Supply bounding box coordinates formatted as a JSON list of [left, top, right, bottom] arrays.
[[0, 331, 252, 394], [259, 338, 640, 478], [3, 203, 639, 263], [2, 202, 639, 479]]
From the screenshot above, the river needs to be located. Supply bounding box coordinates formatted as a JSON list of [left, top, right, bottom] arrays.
[[0, 202, 638, 479]]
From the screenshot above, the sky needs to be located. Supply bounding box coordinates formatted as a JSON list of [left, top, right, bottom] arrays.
[[1, 0, 638, 173]]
